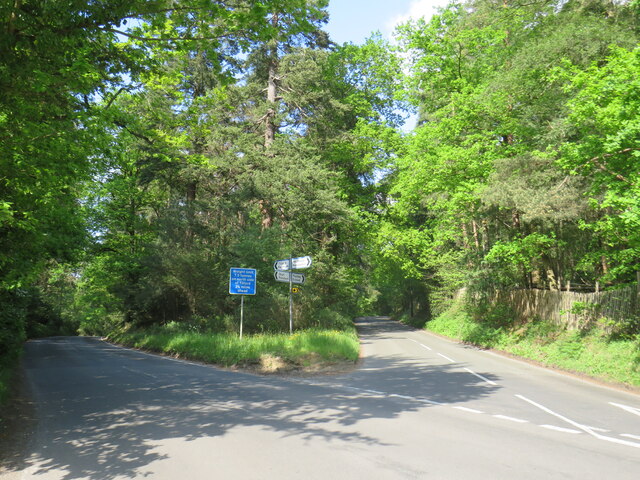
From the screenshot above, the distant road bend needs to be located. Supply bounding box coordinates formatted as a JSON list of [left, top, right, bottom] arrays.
[[17, 317, 640, 479]]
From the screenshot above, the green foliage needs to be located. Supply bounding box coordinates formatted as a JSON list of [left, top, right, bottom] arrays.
[[2, 0, 640, 354], [65, 0, 401, 336], [558, 45, 640, 283], [374, 0, 640, 316], [0, 291, 26, 364], [427, 296, 640, 386]]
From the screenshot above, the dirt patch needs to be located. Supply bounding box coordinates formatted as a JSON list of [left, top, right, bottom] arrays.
[[258, 354, 291, 373], [0, 364, 36, 479], [233, 353, 360, 377]]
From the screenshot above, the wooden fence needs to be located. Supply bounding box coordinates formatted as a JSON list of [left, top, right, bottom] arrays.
[[490, 285, 639, 329]]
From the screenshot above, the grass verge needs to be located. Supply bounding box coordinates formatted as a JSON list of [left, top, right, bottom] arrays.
[[108, 326, 360, 372], [426, 299, 640, 388]]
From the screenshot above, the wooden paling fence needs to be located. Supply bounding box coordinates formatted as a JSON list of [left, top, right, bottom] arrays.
[[491, 285, 639, 330]]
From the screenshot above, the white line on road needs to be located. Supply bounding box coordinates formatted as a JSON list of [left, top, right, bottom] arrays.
[[408, 339, 433, 351], [609, 402, 640, 417], [361, 389, 386, 395], [540, 425, 582, 434], [122, 366, 157, 378], [417, 398, 446, 406], [390, 393, 419, 400], [437, 353, 456, 363], [493, 414, 528, 424], [577, 424, 609, 433], [454, 406, 484, 414], [516, 394, 640, 449], [463, 367, 498, 386], [389, 393, 446, 406], [621, 434, 640, 441]]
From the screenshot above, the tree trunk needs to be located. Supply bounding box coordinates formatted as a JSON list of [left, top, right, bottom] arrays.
[[472, 220, 480, 250], [260, 14, 280, 230], [461, 222, 470, 249], [264, 14, 279, 149], [601, 255, 609, 277], [512, 210, 521, 230], [481, 219, 489, 252]]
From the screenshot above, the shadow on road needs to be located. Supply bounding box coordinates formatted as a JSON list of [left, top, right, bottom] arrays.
[[14, 318, 501, 479], [341, 317, 501, 405]]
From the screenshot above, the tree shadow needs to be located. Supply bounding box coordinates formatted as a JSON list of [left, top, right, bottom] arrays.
[[16, 322, 501, 479]]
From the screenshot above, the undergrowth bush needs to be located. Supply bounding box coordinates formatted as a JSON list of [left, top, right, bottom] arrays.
[[425, 296, 640, 387]]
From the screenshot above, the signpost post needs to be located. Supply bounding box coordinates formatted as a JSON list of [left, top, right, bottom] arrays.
[[229, 268, 257, 339], [289, 256, 293, 335], [273, 255, 312, 334]]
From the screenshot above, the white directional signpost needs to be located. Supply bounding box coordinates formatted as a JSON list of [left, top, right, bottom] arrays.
[[274, 256, 313, 271], [274, 271, 305, 284], [274, 255, 312, 334], [229, 268, 257, 339]]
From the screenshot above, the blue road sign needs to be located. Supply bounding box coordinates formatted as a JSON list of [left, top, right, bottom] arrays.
[[229, 268, 257, 295]]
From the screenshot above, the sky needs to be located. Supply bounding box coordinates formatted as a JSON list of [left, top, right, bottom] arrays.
[[324, 0, 450, 131], [325, 0, 450, 45]]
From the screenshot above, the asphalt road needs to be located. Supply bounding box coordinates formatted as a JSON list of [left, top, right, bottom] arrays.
[[16, 317, 640, 479]]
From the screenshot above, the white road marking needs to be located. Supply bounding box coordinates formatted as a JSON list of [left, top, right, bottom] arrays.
[[362, 389, 386, 395], [390, 393, 418, 400], [417, 398, 446, 406], [516, 394, 640, 449], [454, 406, 484, 414], [540, 425, 582, 434], [122, 366, 156, 378], [437, 353, 456, 363], [609, 402, 640, 417], [342, 386, 366, 393], [295, 380, 637, 446], [577, 424, 609, 433], [412, 340, 433, 351], [463, 367, 498, 386], [493, 414, 528, 424]]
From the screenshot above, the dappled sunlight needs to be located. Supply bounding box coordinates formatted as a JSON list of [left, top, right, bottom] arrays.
[[19, 319, 505, 480]]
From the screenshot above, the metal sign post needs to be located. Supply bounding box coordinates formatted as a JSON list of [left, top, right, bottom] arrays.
[[289, 255, 293, 335], [240, 295, 245, 339]]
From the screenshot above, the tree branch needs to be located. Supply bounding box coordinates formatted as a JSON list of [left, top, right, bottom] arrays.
[[114, 120, 154, 145], [585, 148, 639, 185], [104, 87, 127, 110], [102, 27, 240, 43]]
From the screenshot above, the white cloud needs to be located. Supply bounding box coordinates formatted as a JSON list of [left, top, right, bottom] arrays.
[[384, 0, 450, 37]]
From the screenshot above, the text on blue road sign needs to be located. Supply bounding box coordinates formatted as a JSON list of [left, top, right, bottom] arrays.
[[229, 268, 257, 295]]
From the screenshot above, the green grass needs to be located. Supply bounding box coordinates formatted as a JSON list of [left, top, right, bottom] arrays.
[[109, 327, 360, 367], [426, 299, 640, 387]]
